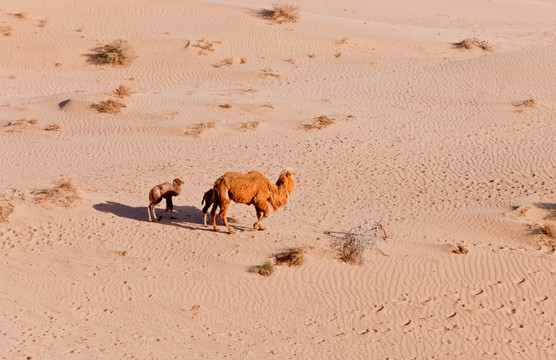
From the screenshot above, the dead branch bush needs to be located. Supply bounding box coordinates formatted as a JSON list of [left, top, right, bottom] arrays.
[[239, 121, 259, 131], [0, 202, 14, 223], [114, 85, 132, 98], [184, 122, 216, 136], [219, 103, 232, 109], [90, 39, 137, 66], [259, 3, 300, 24], [35, 178, 81, 207], [453, 38, 492, 51], [332, 219, 387, 264], [94, 99, 126, 113], [275, 247, 306, 266], [304, 115, 335, 130]]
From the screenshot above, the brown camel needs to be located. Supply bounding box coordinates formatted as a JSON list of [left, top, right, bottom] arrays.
[[147, 178, 184, 222], [211, 169, 296, 234], [201, 188, 220, 226]]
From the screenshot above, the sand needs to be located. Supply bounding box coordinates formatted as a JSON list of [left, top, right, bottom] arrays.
[[0, 0, 555, 358]]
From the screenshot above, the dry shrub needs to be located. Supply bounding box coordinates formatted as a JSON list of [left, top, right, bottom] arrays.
[[333, 220, 387, 264], [5, 118, 37, 132], [334, 52, 342, 58], [38, 18, 48, 27], [213, 57, 233, 68], [15, 12, 28, 20], [240, 57, 247, 64], [260, 68, 280, 78], [91, 39, 136, 66], [184, 122, 216, 136], [259, 260, 275, 276], [219, 103, 232, 109], [259, 3, 300, 24], [0, 202, 14, 223], [94, 99, 126, 113], [453, 38, 492, 51], [513, 99, 536, 108], [44, 124, 61, 131], [539, 223, 556, 238], [275, 247, 306, 266], [192, 38, 220, 55], [452, 244, 468, 254], [239, 121, 259, 131], [305, 115, 335, 130], [114, 85, 131, 98], [35, 178, 81, 207], [1, 25, 13, 36]]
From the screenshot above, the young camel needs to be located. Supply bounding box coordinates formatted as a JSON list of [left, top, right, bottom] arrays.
[[148, 178, 184, 222], [211, 169, 296, 234], [201, 188, 219, 226]]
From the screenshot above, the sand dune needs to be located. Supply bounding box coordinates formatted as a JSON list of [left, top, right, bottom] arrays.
[[0, 0, 555, 358]]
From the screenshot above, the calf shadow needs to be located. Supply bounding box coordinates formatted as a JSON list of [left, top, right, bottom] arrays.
[[93, 201, 210, 230]]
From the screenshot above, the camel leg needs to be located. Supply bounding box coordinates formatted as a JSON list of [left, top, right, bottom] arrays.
[[158, 197, 173, 222], [219, 199, 235, 234], [255, 202, 270, 231], [253, 208, 262, 230], [211, 200, 221, 232], [202, 200, 212, 226], [148, 205, 153, 222], [168, 197, 176, 219], [148, 197, 163, 222]]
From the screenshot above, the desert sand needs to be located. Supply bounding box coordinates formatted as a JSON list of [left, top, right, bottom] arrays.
[[1, 0, 555, 358]]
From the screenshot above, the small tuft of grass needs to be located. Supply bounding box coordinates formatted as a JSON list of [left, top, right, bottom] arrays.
[[94, 99, 126, 114], [275, 247, 306, 266], [259, 3, 300, 24], [285, 58, 296, 64], [44, 124, 61, 131], [259, 68, 280, 78], [513, 99, 536, 108], [219, 103, 232, 109], [38, 18, 48, 27], [304, 115, 335, 130], [334, 52, 342, 58], [212, 57, 233, 68], [453, 38, 492, 51], [35, 178, 81, 207], [337, 37, 349, 45], [259, 260, 275, 276], [452, 244, 468, 254], [90, 39, 137, 66], [240, 57, 247, 64], [184, 122, 216, 136], [192, 38, 220, 55], [5, 118, 37, 132], [15, 12, 28, 20], [261, 102, 274, 109], [1, 25, 14, 36], [114, 85, 132, 98], [0, 202, 14, 223], [239, 121, 259, 132]]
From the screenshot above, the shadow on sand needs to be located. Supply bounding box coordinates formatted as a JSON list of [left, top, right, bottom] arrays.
[[93, 201, 216, 231]]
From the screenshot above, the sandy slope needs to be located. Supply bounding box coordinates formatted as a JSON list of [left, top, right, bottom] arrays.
[[0, 0, 555, 358]]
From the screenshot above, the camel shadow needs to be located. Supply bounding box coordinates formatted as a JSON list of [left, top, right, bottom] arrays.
[[93, 201, 210, 230]]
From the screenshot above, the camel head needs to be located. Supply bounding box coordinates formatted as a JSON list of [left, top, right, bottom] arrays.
[[173, 178, 184, 186], [277, 169, 296, 195]]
